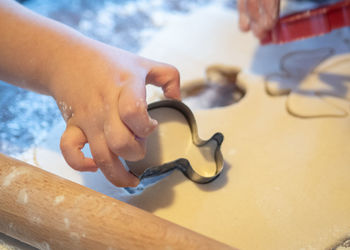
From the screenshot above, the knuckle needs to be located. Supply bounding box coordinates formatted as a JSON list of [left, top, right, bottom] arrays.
[[105, 125, 132, 154], [169, 65, 180, 76], [124, 141, 146, 162], [164, 65, 180, 83], [92, 152, 108, 167], [126, 104, 139, 117], [60, 137, 68, 152], [60, 129, 69, 143], [60, 134, 72, 155], [114, 139, 145, 162], [109, 137, 130, 154], [121, 102, 144, 121], [171, 68, 181, 83]]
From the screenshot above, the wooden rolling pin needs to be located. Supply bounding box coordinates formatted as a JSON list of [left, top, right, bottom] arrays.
[[0, 153, 234, 250]]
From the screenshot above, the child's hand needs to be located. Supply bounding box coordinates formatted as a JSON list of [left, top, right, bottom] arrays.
[[50, 40, 180, 187], [237, 0, 280, 39], [0, 0, 179, 188]]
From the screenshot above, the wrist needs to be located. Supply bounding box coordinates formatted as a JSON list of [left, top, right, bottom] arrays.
[[45, 29, 97, 98]]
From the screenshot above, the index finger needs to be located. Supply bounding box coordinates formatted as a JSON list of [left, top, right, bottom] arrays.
[[146, 63, 181, 100]]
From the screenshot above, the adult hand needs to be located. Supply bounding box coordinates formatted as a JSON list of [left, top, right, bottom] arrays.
[[237, 0, 280, 39]]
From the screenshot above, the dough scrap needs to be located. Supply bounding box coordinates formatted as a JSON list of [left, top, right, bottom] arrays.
[[265, 50, 350, 118]]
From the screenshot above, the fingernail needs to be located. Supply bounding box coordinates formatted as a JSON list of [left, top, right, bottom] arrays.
[[129, 170, 138, 178], [146, 116, 158, 131], [135, 135, 145, 141], [127, 171, 140, 187]]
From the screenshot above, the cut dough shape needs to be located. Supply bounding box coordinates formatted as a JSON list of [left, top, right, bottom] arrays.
[[265, 48, 333, 95], [266, 50, 350, 118], [287, 91, 347, 118]]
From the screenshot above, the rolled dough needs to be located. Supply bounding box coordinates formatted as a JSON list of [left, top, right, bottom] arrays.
[[12, 5, 350, 250], [123, 6, 350, 250], [125, 71, 350, 250]]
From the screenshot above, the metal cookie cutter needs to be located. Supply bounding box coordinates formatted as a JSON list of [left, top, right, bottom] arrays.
[[126, 100, 224, 184]]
